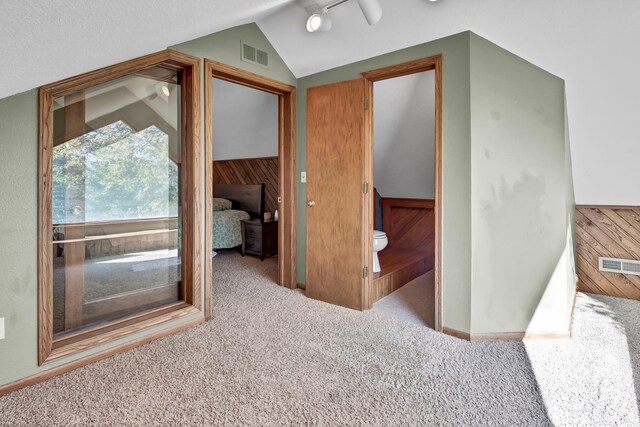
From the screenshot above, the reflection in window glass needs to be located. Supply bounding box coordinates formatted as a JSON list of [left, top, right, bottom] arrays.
[[51, 67, 184, 336], [53, 122, 179, 222]]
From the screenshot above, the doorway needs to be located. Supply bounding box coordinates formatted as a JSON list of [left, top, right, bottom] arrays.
[[305, 56, 443, 331], [204, 60, 296, 320], [365, 57, 443, 331], [369, 70, 437, 328]]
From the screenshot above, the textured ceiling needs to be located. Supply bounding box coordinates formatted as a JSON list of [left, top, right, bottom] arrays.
[[1, 0, 640, 203], [0, 0, 295, 100]]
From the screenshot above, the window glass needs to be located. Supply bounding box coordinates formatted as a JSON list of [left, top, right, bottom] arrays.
[[51, 67, 183, 335]]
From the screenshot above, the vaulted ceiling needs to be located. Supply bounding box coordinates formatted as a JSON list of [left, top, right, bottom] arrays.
[[258, 0, 640, 204], [0, 0, 295, 99], [2, 0, 640, 203]]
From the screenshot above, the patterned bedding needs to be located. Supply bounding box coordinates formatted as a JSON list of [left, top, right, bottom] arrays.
[[213, 209, 250, 249]]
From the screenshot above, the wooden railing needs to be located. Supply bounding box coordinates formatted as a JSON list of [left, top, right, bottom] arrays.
[[54, 216, 179, 258]]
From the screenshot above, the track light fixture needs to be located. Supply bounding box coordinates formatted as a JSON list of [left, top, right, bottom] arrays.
[[306, 12, 333, 32], [305, 0, 383, 33], [356, 0, 382, 25]]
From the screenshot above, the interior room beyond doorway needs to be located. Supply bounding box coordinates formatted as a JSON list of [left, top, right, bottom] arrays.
[[211, 77, 280, 281], [370, 69, 437, 328]]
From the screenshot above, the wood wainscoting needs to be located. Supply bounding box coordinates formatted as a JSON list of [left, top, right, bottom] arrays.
[[369, 197, 435, 307], [381, 198, 436, 253], [213, 156, 279, 215], [576, 205, 640, 300]]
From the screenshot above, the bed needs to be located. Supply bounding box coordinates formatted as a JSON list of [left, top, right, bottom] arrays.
[[213, 184, 264, 250]]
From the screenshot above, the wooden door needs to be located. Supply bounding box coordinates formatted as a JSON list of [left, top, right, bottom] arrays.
[[306, 79, 368, 310]]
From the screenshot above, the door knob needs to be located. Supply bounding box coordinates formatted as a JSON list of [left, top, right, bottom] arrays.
[[307, 200, 316, 207]]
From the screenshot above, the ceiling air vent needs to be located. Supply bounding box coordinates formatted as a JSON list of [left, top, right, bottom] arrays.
[[599, 257, 640, 275], [241, 41, 269, 68]]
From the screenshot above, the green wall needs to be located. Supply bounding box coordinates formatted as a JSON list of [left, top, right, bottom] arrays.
[[564, 94, 577, 324], [296, 32, 473, 332], [0, 24, 577, 388], [170, 24, 296, 86], [0, 90, 41, 385], [0, 23, 294, 388], [468, 33, 575, 334], [0, 88, 204, 386], [296, 32, 576, 335]]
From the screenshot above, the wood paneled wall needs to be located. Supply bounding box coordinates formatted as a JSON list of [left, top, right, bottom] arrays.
[[213, 157, 279, 215], [380, 198, 435, 253], [576, 206, 640, 300]]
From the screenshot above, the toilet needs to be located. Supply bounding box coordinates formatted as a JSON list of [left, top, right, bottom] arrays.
[[372, 230, 388, 273]]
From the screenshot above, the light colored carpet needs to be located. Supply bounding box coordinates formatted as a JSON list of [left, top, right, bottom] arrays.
[[373, 270, 435, 328], [2, 251, 640, 426]]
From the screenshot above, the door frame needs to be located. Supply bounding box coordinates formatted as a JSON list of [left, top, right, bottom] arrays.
[[361, 55, 443, 332], [204, 60, 297, 320]]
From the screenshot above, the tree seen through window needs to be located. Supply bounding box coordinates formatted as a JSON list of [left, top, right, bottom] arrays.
[[53, 120, 179, 223]]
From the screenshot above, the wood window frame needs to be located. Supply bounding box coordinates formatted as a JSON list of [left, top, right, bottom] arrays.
[[361, 55, 444, 331], [38, 49, 203, 365], [204, 60, 297, 320]]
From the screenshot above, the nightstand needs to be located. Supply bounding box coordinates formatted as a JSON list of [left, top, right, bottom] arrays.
[[241, 219, 278, 260]]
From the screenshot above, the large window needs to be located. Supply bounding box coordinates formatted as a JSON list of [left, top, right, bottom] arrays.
[[39, 51, 201, 364]]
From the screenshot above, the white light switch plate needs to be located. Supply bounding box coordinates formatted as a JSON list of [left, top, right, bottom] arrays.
[[0, 317, 4, 340], [301, 171, 307, 183]]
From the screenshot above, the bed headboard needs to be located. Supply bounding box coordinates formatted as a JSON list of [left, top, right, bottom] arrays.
[[214, 184, 264, 219]]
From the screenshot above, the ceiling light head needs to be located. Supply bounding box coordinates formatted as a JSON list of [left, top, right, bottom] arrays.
[[357, 0, 382, 25], [306, 13, 332, 32], [155, 82, 172, 102]]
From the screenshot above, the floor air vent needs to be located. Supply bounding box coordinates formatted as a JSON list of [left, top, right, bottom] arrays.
[[599, 257, 640, 275], [241, 41, 269, 68]]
